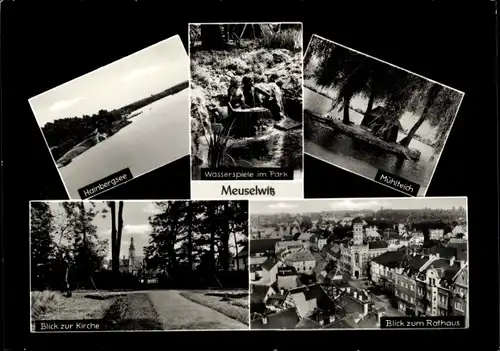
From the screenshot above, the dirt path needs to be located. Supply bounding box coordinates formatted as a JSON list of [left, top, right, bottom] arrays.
[[147, 290, 247, 330]]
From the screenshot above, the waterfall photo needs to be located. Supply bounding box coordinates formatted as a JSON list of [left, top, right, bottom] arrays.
[[189, 23, 304, 183], [303, 35, 464, 197]]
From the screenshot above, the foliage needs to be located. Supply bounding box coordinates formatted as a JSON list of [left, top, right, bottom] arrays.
[[305, 35, 463, 146], [260, 27, 302, 52], [144, 201, 248, 287], [43, 82, 188, 160], [30, 202, 108, 291]]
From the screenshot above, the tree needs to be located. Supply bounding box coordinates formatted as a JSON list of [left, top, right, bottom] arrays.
[[102, 201, 125, 278], [400, 83, 443, 147], [30, 202, 55, 290], [200, 24, 225, 49]]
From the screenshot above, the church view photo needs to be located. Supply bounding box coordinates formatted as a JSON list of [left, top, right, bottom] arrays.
[[249, 197, 468, 330], [30, 200, 250, 331]]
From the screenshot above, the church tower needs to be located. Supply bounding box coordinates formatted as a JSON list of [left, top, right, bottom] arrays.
[[352, 217, 364, 245], [128, 236, 136, 270]]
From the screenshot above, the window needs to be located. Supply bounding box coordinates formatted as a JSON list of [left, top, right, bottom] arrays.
[[410, 297, 415, 303], [455, 301, 464, 312], [410, 285, 414, 291]]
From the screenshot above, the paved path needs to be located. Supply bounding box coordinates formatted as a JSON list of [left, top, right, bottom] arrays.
[[147, 290, 247, 330]]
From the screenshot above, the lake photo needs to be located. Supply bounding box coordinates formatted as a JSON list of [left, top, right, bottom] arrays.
[[29, 35, 190, 199], [303, 35, 464, 196]]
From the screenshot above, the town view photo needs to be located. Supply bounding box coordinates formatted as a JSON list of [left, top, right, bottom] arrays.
[[30, 200, 250, 331], [28, 35, 190, 199], [190, 23, 304, 180], [249, 197, 468, 329], [303, 35, 464, 196]]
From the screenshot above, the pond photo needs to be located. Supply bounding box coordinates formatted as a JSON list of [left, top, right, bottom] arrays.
[[303, 35, 464, 197], [189, 23, 304, 182], [28, 35, 190, 199]]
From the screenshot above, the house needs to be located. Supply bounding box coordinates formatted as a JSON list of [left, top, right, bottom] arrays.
[[277, 266, 299, 291], [284, 250, 317, 275], [297, 231, 314, 244], [275, 240, 306, 254], [370, 250, 407, 291], [251, 257, 279, 285], [452, 225, 467, 238], [286, 283, 336, 320], [251, 308, 300, 329], [231, 247, 248, 271], [250, 238, 282, 257], [334, 288, 372, 322], [251, 284, 276, 306], [317, 238, 328, 250], [118, 237, 144, 275]]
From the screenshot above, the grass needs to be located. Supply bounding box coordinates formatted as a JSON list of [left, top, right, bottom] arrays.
[[101, 293, 163, 330], [31, 290, 115, 321], [260, 28, 302, 51], [179, 291, 249, 325]]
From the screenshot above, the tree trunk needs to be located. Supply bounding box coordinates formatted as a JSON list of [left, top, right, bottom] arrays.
[[187, 201, 193, 272], [233, 228, 240, 271], [209, 203, 216, 274], [109, 202, 118, 276], [342, 99, 351, 124], [361, 89, 376, 126], [116, 201, 124, 262], [222, 202, 230, 272], [400, 84, 443, 147]]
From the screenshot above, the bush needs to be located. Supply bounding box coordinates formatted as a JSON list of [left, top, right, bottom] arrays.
[[31, 290, 61, 319], [260, 29, 302, 52]]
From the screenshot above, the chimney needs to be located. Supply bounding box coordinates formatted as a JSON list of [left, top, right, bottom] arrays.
[[319, 319, 324, 325], [280, 288, 285, 295], [358, 294, 363, 302], [459, 260, 466, 269], [377, 311, 384, 325], [346, 287, 350, 294], [363, 302, 368, 315], [450, 256, 455, 266], [262, 316, 268, 325], [353, 291, 358, 299], [329, 315, 335, 323]]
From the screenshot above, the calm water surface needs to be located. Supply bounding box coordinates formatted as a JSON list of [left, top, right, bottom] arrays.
[[304, 88, 435, 195], [61, 89, 189, 198]]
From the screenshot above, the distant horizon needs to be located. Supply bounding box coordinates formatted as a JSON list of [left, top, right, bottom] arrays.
[[29, 35, 189, 127], [40, 81, 189, 127], [250, 198, 467, 215]]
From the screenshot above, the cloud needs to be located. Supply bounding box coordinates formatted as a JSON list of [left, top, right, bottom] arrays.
[[329, 200, 383, 210], [120, 65, 159, 82], [142, 202, 162, 215], [268, 202, 299, 209], [49, 97, 83, 112], [122, 224, 151, 236]]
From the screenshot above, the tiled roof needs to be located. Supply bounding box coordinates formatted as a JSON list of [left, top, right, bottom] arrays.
[[261, 257, 278, 271], [250, 256, 268, 266], [357, 313, 379, 328], [250, 238, 281, 254], [251, 284, 273, 304], [298, 232, 313, 241], [429, 247, 458, 259], [369, 241, 389, 250], [326, 315, 358, 328], [251, 308, 300, 329], [288, 283, 335, 312], [295, 317, 323, 329], [285, 250, 316, 263], [352, 217, 364, 225], [371, 250, 406, 267]]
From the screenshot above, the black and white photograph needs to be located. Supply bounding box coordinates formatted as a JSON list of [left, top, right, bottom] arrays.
[[249, 197, 468, 329], [28, 35, 190, 199], [30, 200, 250, 331], [303, 35, 464, 196], [189, 23, 304, 199]]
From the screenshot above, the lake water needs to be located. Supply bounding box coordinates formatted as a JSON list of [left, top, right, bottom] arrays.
[[60, 89, 189, 198], [304, 88, 436, 196]]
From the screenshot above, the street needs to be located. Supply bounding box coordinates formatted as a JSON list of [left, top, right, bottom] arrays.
[[147, 290, 247, 330]]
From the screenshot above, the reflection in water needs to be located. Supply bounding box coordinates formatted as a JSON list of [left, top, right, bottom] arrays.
[[304, 88, 435, 195], [60, 90, 189, 198]]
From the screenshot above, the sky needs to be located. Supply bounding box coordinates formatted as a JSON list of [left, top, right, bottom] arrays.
[[250, 198, 467, 215], [29, 35, 189, 127], [46, 201, 243, 261]]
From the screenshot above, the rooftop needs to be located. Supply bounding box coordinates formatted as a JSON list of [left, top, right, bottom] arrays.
[[352, 217, 364, 225], [288, 283, 336, 313], [250, 238, 282, 255], [285, 250, 316, 263], [278, 266, 298, 276], [251, 308, 300, 329], [251, 284, 274, 304], [369, 241, 389, 250]]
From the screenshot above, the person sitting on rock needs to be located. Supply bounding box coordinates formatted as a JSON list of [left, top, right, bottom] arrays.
[[227, 76, 245, 110], [241, 76, 262, 108], [254, 74, 286, 120]]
